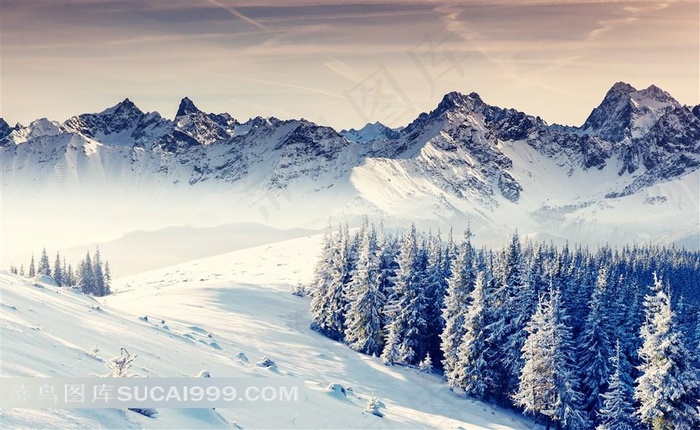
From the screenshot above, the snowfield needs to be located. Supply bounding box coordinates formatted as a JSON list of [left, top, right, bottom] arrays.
[[0, 234, 535, 429]]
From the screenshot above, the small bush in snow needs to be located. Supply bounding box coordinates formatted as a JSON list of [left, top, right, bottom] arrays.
[[257, 356, 276, 368], [291, 283, 307, 297], [327, 383, 347, 398], [104, 348, 157, 417], [107, 348, 136, 377], [364, 395, 384, 417], [129, 408, 158, 418], [418, 353, 433, 373]]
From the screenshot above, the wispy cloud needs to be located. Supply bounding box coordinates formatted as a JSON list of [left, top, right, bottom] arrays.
[[206, 0, 273, 32], [586, 1, 672, 40], [215, 74, 345, 100]]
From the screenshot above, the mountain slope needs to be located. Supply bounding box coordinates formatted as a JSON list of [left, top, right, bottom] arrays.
[[0, 235, 534, 429]]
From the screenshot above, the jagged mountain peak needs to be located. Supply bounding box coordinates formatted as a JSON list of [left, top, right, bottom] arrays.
[[608, 81, 637, 94], [62, 98, 147, 140], [175, 97, 201, 118], [340, 121, 399, 143], [582, 82, 680, 141], [0, 118, 11, 139], [434, 91, 483, 115], [403, 90, 486, 135], [634, 84, 679, 106], [99, 98, 143, 117]]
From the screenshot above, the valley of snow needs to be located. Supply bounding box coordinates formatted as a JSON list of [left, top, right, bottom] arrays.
[[0, 234, 535, 429]]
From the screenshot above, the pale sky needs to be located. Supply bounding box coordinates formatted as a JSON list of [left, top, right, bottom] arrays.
[[1, 0, 698, 130]]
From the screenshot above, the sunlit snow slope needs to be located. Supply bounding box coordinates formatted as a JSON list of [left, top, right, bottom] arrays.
[[0, 235, 534, 430]]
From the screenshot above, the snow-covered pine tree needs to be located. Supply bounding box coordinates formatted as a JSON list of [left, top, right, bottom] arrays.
[[453, 271, 490, 400], [79, 251, 97, 295], [62, 258, 69, 285], [344, 224, 386, 355], [513, 286, 588, 430], [597, 340, 639, 430], [310, 225, 336, 332], [19, 263, 25, 277], [93, 246, 106, 296], [422, 231, 449, 365], [634, 274, 700, 430], [28, 254, 36, 278], [38, 247, 51, 276], [526, 242, 550, 303], [419, 353, 433, 373], [487, 233, 535, 400], [378, 230, 399, 328], [381, 225, 427, 366], [381, 321, 402, 365], [53, 252, 64, 287], [66, 263, 75, 287], [103, 261, 112, 295], [440, 229, 476, 387], [310, 224, 353, 341], [579, 266, 614, 422]]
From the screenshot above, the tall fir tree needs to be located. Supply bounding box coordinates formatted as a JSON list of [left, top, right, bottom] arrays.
[[62, 258, 69, 285], [579, 266, 614, 422], [93, 246, 106, 296], [310, 225, 352, 340], [310, 226, 337, 334], [79, 251, 96, 295], [381, 225, 427, 366], [103, 261, 111, 295], [38, 247, 51, 276], [440, 229, 476, 387], [597, 340, 639, 430], [28, 254, 36, 278], [453, 271, 491, 399], [66, 263, 75, 287], [486, 233, 536, 401], [634, 274, 700, 430], [422, 232, 449, 364], [513, 286, 588, 430], [53, 252, 64, 287], [344, 225, 386, 355]]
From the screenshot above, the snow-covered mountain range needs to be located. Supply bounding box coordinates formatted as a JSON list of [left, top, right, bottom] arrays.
[[2, 82, 698, 251]]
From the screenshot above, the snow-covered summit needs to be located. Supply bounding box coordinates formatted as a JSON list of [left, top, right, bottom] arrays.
[[340, 121, 399, 144], [582, 82, 682, 141], [63, 98, 147, 144], [0, 118, 13, 140], [175, 96, 201, 118], [1, 117, 64, 146]]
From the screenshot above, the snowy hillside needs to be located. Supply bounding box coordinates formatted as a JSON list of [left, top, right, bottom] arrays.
[[0, 235, 534, 430]]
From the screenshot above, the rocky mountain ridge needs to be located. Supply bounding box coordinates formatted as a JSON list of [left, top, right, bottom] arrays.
[[2, 82, 698, 248]]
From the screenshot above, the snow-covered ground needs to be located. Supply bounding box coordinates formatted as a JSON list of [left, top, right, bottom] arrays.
[[0, 234, 535, 429]]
